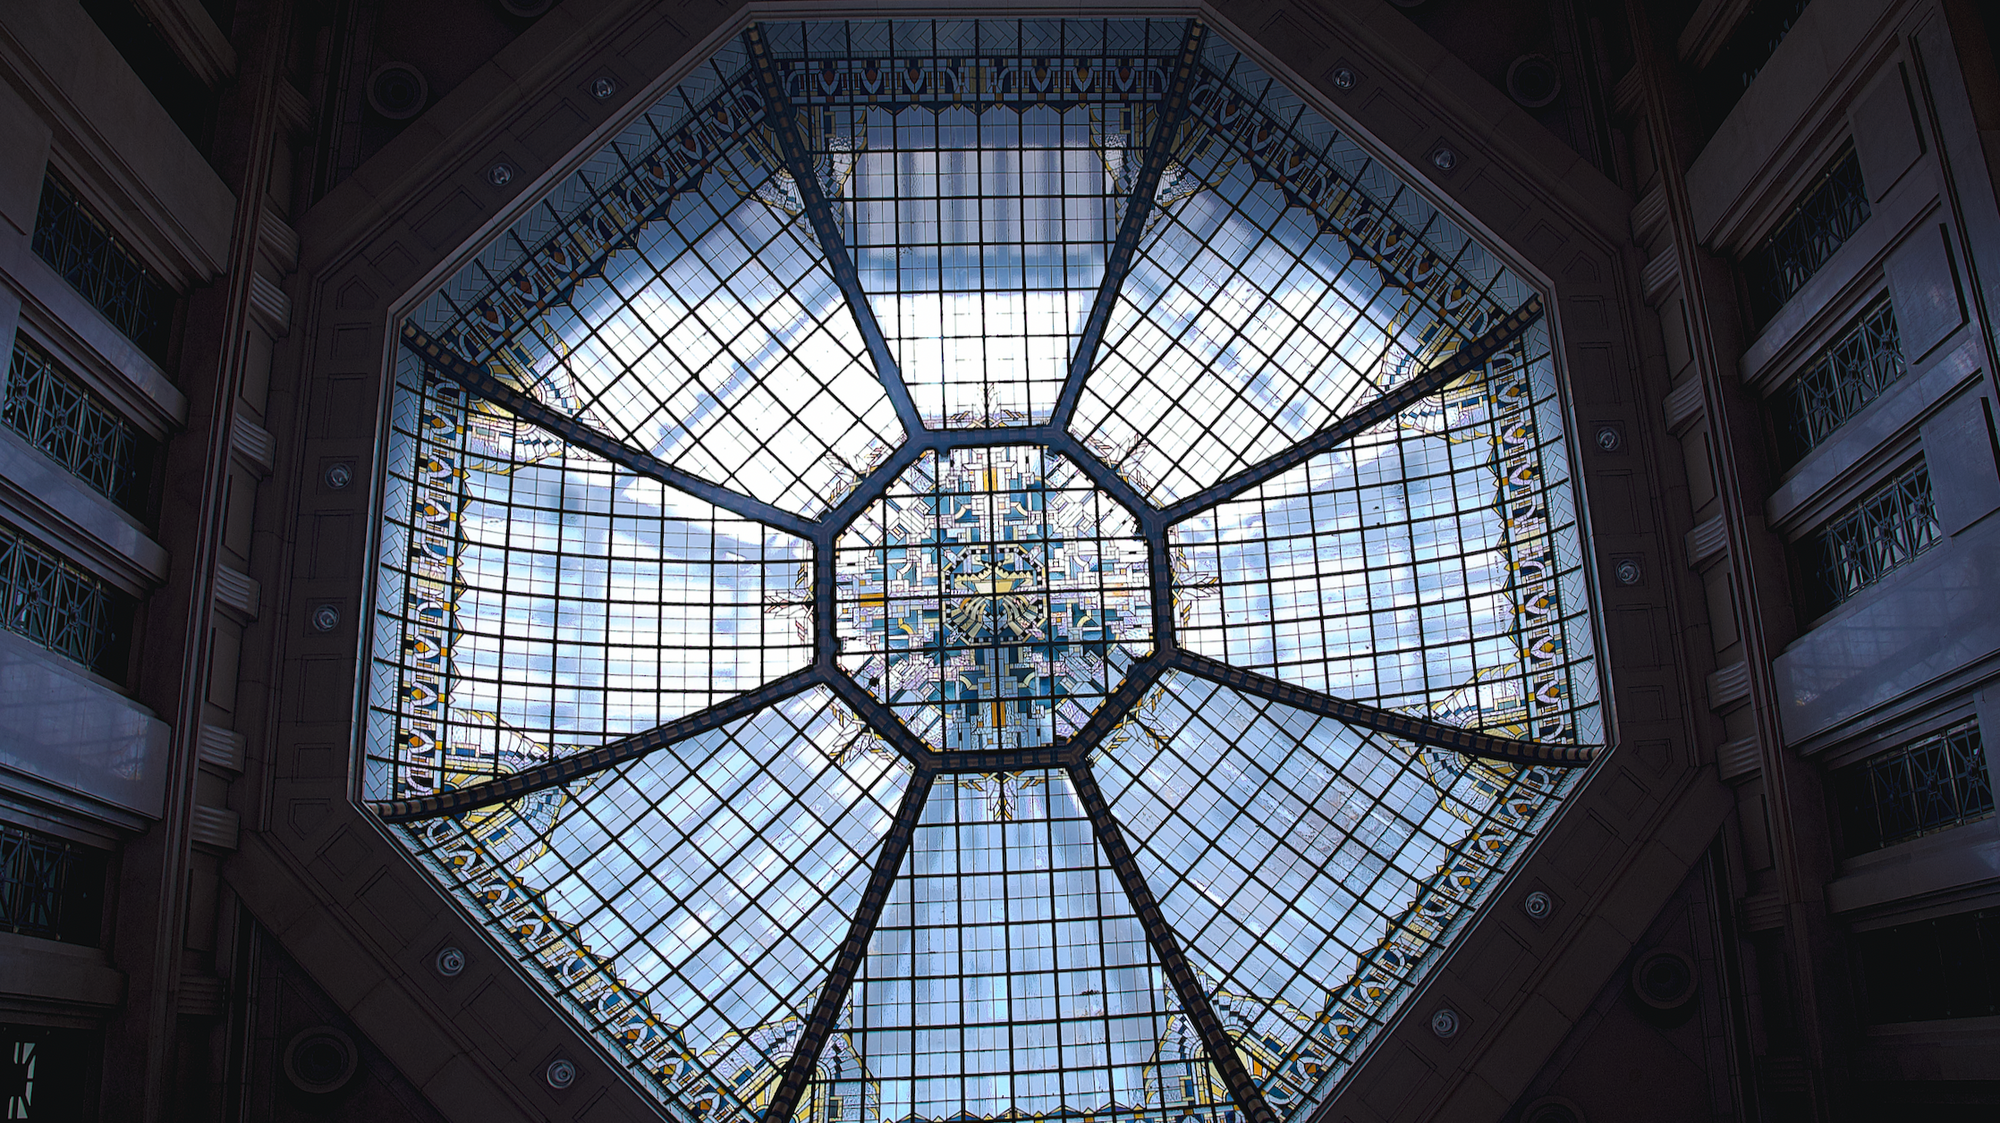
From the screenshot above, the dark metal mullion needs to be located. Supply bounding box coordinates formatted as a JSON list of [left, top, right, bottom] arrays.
[[1173, 648, 1598, 767], [745, 26, 925, 437], [370, 666, 824, 821], [1049, 19, 1207, 431], [1159, 295, 1546, 526], [1067, 761, 1276, 1123], [401, 324, 814, 537], [765, 765, 937, 1123]]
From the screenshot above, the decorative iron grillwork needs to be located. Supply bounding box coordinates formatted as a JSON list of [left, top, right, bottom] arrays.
[[1799, 458, 1939, 619], [0, 522, 131, 679], [1835, 718, 1992, 855], [1744, 148, 1870, 325], [0, 823, 106, 945], [4, 338, 149, 513], [1773, 295, 1904, 465], [30, 173, 174, 363], [1857, 906, 2000, 1023]]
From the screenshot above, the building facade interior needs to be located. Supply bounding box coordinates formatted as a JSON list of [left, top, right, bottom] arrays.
[[2, 0, 1998, 1120]]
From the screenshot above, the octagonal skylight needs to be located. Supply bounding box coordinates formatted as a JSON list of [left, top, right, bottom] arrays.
[[368, 16, 1604, 1123]]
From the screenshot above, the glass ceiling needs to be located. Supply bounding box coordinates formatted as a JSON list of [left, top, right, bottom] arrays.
[[370, 17, 1603, 1123]]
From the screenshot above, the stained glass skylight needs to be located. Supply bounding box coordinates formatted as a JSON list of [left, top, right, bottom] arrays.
[[370, 16, 1605, 1123]]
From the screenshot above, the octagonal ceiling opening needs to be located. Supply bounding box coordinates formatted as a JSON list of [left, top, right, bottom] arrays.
[[834, 444, 1152, 754], [366, 14, 1607, 1123]]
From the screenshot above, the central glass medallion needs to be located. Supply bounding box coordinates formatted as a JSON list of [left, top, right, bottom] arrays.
[[835, 445, 1152, 751]]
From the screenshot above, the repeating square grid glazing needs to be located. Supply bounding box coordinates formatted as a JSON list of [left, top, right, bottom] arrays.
[[501, 146, 904, 518], [1071, 48, 1514, 506], [821, 770, 1237, 1123], [1170, 333, 1600, 746], [1094, 673, 1569, 1110], [407, 689, 910, 1123], [835, 447, 1151, 751], [367, 373, 811, 802]]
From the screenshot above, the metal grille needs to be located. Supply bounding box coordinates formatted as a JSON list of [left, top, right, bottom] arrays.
[[4, 338, 148, 512], [1836, 718, 1991, 854], [0, 824, 106, 945], [1773, 295, 1904, 465], [1744, 148, 1870, 325], [30, 173, 174, 363], [0, 522, 130, 679], [1799, 458, 1938, 618]]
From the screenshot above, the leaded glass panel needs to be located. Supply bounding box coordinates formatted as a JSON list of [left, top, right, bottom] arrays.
[[1798, 457, 1938, 619], [1771, 294, 1904, 465], [370, 17, 1607, 1123], [407, 688, 910, 1119]]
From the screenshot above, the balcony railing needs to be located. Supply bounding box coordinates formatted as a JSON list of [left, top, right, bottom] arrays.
[[30, 172, 174, 363], [4, 338, 149, 514], [1773, 295, 1905, 466], [1798, 458, 1939, 619], [0, 521, 132, 679], [1835, 718, 1992, 855], [1744, 148, 1871, 325], [0, 823, 106, 945]]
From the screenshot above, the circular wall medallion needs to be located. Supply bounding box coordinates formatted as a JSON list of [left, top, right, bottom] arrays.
[[545, 1058, 577, 1089], [1430, 1007, 1461, 1039], [324, 462, 354, 491], [311, 604, 341, 633], [1523, 889, 1554, 920], [1631, 947, 1699, 1009], [366, 63, 428, 121], [434, 946, 466, 977], [1507, 54, 1563, 109], [283, 1026, 358, 1095]]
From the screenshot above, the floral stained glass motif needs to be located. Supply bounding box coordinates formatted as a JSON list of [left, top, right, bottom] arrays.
[[835, 446, 1152, 752], [371, 16, 1604, 1123]]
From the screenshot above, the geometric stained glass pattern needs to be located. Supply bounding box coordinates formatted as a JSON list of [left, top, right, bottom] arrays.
[[367, 356, 813, 803], [835, 446, 1151, 751], [1094, 674, 1570, 1112], [772, 18, 1184, 428], [1171, 323, 1601, 745], [368, 17, 1607, 1123], [813, 769, 1234, 1123]]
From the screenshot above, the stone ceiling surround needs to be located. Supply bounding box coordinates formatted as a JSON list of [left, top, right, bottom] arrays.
[[230, 2, 1727, 1121]]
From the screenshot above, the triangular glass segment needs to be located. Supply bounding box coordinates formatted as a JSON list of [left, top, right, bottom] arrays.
[[1093, 673, 1571, 1118], [804, 768, 1241, 1123], [364, 358, 812, 804], [1168, 324, 1602, 747], [1070, 39, 1527, 507], [761, 18, 1191, 427], [403, 688, 912, 1122]]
